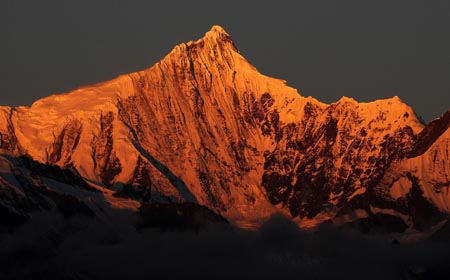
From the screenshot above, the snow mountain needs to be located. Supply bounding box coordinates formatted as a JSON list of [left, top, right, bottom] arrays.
[[0, 25, 449, 231]]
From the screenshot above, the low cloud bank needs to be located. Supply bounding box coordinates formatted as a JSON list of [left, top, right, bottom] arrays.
[[1, 212, 450, 280]]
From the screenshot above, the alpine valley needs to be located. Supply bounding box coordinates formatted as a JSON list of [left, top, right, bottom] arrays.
[[1, 25, 449, 235]]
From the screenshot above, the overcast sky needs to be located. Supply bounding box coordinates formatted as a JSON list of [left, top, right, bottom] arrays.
[[0, 0, 449, 121]]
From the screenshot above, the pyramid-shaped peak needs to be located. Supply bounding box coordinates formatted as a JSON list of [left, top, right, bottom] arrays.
[[209, 25, 229, 35], [203, 25, 233, 42], [177, 25, 238, 53]]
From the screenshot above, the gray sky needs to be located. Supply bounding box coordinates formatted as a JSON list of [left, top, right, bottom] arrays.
[[0, 0, 449, 122]]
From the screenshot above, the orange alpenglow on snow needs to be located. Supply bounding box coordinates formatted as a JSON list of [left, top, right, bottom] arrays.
[[0, 25, 448, 229]]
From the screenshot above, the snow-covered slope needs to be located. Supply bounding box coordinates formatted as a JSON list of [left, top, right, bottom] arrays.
[[0, 154, 101, 227], [0, 25, 448, 230], [379, 111, 450, 228]]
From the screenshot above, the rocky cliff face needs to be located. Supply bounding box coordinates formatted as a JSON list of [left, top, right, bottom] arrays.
[[0, 25, 448, 231]]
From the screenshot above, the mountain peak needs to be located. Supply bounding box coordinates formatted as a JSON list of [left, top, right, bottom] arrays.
[[164, 25, 240, 70], [199, 25, 235, 49], [208, 25, 229, 36], [337, 96, 357, 104], [2, 25, 448, 233]]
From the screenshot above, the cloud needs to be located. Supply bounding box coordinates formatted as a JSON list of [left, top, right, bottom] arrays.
[[1, 212, 450, 279]]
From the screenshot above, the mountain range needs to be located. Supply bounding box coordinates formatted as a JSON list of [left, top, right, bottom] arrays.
[[0, 25, 449, 234]]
